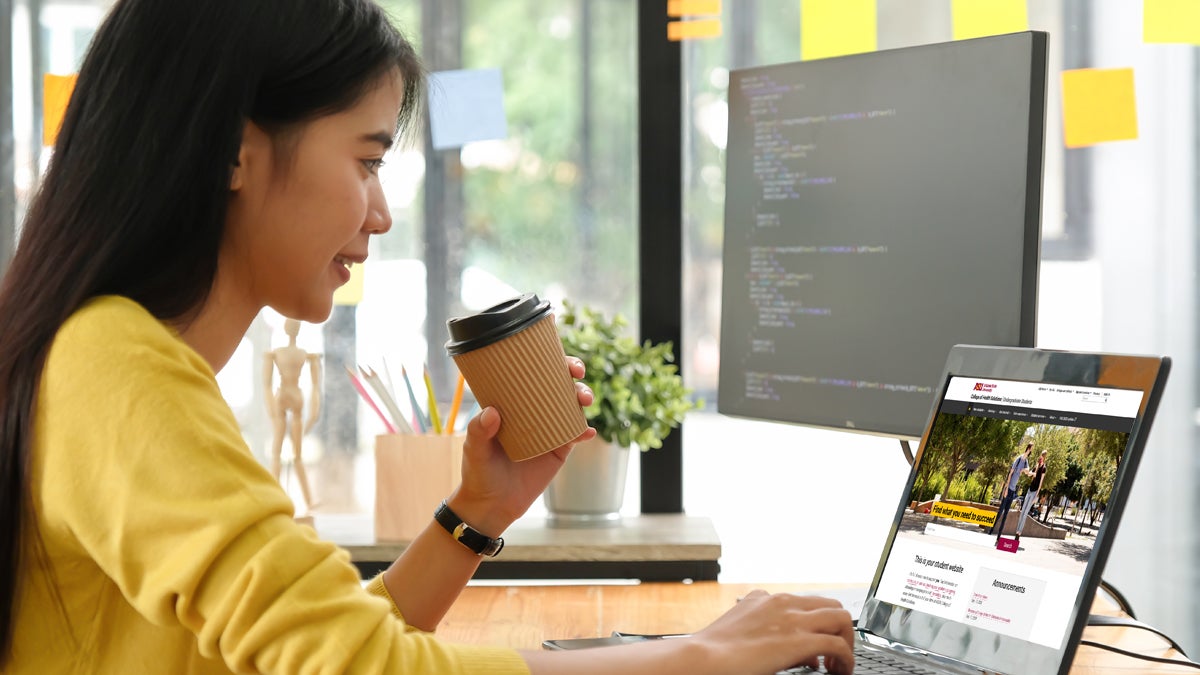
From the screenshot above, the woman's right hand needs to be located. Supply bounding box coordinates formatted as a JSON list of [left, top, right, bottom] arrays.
[[523, 590, 854, 675], [689, 590, 855, 674]]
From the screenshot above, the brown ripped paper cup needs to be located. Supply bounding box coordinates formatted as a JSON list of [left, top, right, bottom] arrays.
[[445, 294, 588, 461]]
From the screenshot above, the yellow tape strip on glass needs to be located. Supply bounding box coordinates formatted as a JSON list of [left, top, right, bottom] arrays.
[[800, 0, 877, 60], [667, 0, 720, 18], [667, 19, 722, 41], [951, 0, 1028, 41]]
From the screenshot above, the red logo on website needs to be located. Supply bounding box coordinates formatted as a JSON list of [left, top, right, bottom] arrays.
[[973, 382, 997, 392]]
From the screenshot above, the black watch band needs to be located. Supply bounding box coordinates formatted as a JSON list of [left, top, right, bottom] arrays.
[[434, 501, 505, 557]]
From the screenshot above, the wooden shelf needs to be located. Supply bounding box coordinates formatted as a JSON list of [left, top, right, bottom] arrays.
[[316, 513, 722, 581]]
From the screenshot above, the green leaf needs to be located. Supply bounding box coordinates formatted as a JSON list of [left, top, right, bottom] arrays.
[[559, 300, 701, 450]]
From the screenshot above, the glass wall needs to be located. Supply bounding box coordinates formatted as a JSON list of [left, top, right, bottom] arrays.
[[7, 0, 639, 513], [680, 0, 1198, 654], [8, 0, 1197, 654]]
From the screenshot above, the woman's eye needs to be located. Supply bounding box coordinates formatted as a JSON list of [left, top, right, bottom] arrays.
[[363, 158, 386, 174]]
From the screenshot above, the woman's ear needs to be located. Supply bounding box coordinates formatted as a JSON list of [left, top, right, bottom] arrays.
[[230, 121, 267, 192], [230, 154, 244, 191]]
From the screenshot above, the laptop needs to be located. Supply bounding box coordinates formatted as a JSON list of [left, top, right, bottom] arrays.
[[827, 344, 1169, 675], [546, 345, 1169, 675]]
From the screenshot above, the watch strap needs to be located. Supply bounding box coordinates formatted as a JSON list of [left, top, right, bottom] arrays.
[[434, 500, 505, 557]]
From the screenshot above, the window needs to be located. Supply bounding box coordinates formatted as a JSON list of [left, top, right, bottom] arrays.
[[679, 0, 1198, 654], [5, 0, 640, 515]]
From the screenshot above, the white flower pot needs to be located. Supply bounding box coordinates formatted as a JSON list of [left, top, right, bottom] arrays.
[[543, 435, 631, 527]]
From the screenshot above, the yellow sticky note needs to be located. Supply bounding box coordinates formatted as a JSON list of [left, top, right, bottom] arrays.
[[43, 74, 78, 147], [952, 0, 1028, 41], [1061, 68, 1139, 149], [667, 19, 722, 41], [1143, 0, 1200, 44], [667, 0, 720, 17], [801, 0, 877, 61], [333, 263, 365, 306]]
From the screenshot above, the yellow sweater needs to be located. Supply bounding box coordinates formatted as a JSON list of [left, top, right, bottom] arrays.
[[9, 296, 529, 674]]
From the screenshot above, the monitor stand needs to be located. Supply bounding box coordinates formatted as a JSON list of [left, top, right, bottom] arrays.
[[899, 439, 915, 466]]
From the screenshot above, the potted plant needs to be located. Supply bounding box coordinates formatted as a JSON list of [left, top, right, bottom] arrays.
[[544, 300, 701, 525]]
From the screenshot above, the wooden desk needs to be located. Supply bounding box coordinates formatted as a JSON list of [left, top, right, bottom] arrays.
[[436, 582, 1196, 674], [318, 513, 722, 581]]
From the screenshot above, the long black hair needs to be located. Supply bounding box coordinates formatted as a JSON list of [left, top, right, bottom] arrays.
[[0, 0, 423, 659]]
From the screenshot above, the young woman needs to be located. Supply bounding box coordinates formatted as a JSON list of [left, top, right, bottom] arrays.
[[0, 2, 854, 673]]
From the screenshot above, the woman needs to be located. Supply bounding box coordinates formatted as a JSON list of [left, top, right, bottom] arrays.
[[1014, 450, 1048, 541], [0, 2, 853, 673]]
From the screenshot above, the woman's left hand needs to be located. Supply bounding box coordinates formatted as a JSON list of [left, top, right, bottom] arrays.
[[447, 357, 596, 536]]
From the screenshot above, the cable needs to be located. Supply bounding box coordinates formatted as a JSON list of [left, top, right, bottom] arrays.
[[1087, 614, 1189, 657], [1097, 577, 1137, 619], [1079, 639, 1200, 670]]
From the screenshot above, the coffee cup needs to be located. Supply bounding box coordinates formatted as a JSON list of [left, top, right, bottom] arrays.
[[445, 294, 589, 461]]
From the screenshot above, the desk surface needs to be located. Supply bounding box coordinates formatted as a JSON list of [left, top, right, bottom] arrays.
[[437, 582, 1195, 674]]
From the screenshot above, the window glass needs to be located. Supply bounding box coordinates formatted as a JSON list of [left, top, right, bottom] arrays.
[[9, 0, 639, 515], [680, 0, 1197, 655]]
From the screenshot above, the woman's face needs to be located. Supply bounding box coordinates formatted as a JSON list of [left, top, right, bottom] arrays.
[[223, 70, 404, 323]]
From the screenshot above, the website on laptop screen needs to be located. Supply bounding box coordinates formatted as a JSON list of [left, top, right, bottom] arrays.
[[874, 376, 1143, 649]]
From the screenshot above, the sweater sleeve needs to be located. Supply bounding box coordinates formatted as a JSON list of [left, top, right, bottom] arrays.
[[35, 298, 529, 675]]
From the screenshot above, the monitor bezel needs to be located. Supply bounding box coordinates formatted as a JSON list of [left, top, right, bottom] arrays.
[[716, 31, 1048, 441]]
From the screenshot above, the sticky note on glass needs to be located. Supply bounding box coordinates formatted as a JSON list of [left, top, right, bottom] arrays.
[[43, 74, 78, 147], [667, 0, 721, 16], [333, 263, 365, 306], [1061, 68, 1138, 149], [667, 19, 722, 41], [952, 0, 1028, 41], [1143, 0, 1200, 44], [428, 68, 508, 151], [801, 0, 877, 60]]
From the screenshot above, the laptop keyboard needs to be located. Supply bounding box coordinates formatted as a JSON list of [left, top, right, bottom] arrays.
[[779, 646, 948, 674]]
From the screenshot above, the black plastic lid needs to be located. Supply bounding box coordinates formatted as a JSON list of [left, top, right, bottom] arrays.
[[445, 293, 553, 356]]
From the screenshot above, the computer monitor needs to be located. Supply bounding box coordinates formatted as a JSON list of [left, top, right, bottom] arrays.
[[717, 31, 1046, 440]]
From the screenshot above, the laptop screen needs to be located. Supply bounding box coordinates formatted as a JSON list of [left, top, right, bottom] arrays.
[[858, 347, 1167, 675]]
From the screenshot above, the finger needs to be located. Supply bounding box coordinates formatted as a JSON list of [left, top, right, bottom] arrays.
[[784, 594, 846, 611], [736, 589, 771, 604], [565, 356, 585, 378], [575, 381, 594, 406], [791, 608, 855, 644], [467, 406, 501, 440], [796, 635, 855, 675]]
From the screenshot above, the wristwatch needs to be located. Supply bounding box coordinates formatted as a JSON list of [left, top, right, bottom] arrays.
[[434, 500, 505, 557]]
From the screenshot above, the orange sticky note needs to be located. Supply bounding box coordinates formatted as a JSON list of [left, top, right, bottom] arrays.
[[801, 0, 877, 60], [1143, 0, 1200, 44], [667, 0, 720, 17], [1061, 68, 1138, 149], [43, 74, 78, 147], [333, 263, 365, 306], [667, 19, 722, 41], [952, 0, 1028, 41]]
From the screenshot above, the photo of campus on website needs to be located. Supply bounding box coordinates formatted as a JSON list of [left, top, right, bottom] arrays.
[[874, 376, 1144, 649]]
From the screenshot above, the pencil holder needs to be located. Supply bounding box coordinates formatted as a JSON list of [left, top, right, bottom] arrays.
[[374, 433, 464, 542]]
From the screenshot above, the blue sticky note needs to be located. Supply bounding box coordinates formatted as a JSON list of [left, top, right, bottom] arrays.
[[428, 68, 508, 151]]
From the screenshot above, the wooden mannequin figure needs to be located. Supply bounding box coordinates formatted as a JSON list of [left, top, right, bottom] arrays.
[[264, 319, 323, 515]]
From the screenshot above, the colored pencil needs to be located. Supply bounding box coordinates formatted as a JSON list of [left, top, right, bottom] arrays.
[[360, 365, 413, 434], [344, 366, 398, 434], [400, 365, 429, 433], [423, 366, 443, 434], [444, 372, 465, 434]]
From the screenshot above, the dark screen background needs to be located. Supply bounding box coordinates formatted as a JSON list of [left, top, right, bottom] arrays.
[[718, 33, 1043, 438]]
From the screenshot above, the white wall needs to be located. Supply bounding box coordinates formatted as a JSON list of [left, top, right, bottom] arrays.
[[1088, 1, 1197, 653]]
